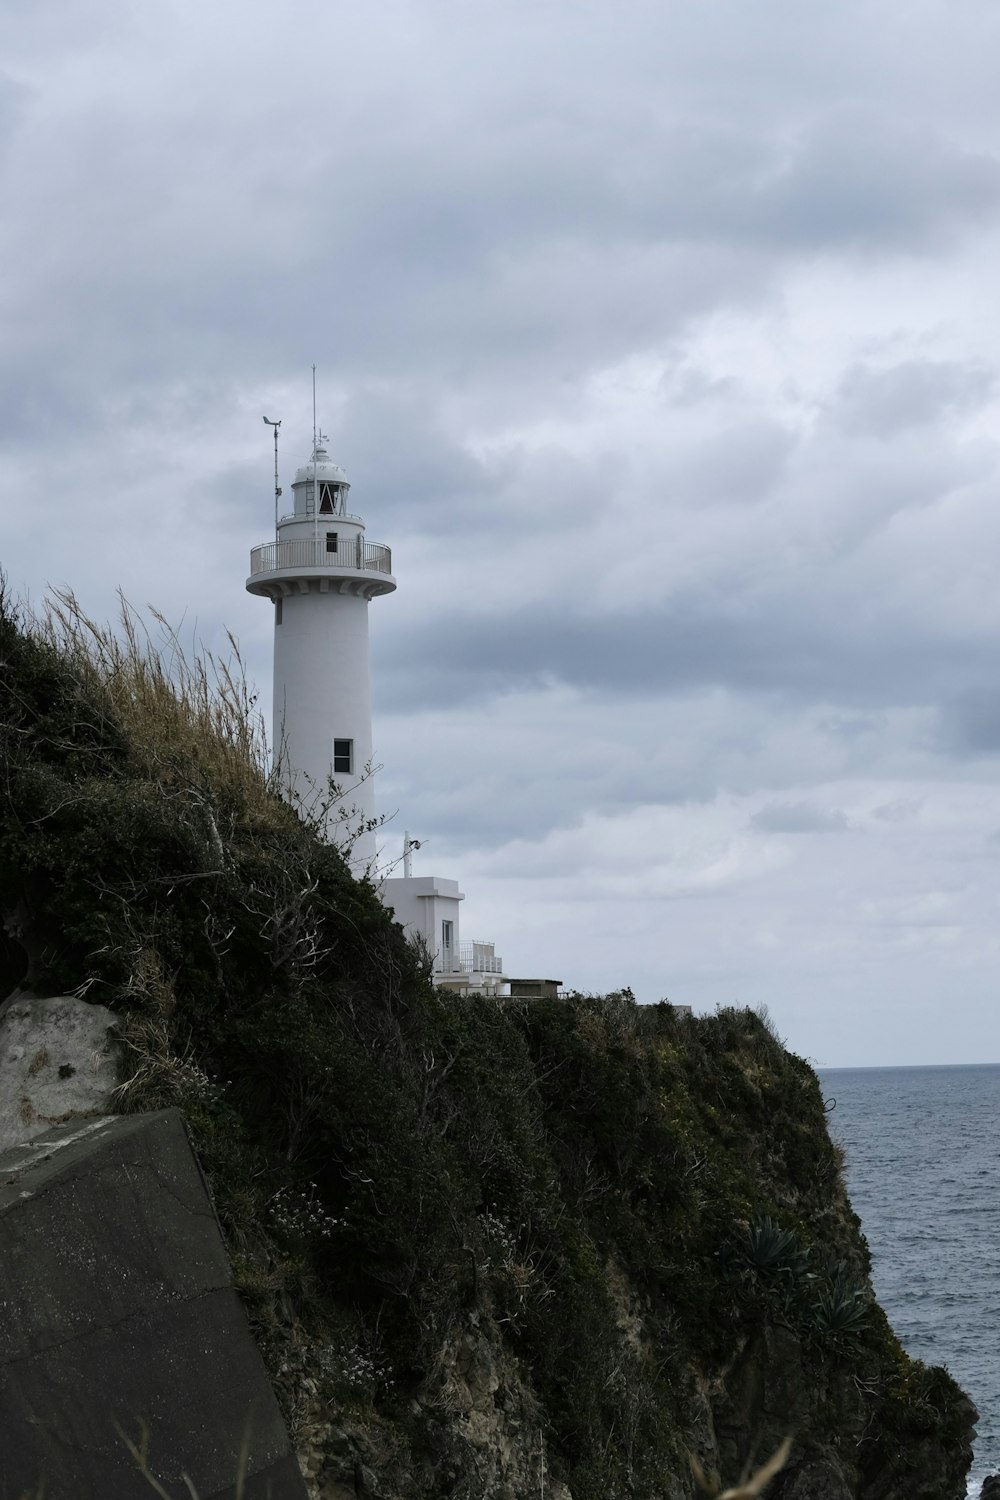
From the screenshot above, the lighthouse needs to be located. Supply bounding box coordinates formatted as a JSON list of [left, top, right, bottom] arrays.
[[244, 424, 512, 993], [246, 438, 396, 869]]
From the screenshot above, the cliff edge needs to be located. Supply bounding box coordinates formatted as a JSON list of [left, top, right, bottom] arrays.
[[0, 592, 976, 1499]]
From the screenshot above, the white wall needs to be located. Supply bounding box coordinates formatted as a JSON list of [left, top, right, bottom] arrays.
[[381, 875, 464, 964], [272, 581, 376, 867]]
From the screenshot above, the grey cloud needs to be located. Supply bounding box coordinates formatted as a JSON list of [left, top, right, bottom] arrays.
[[830, 359, 995, 437], [377, 766, 591, 853], [11, 48, 998, 447], [221, 118, 1000, 385], [335, 108, 1000, 272], [377, 595, 999, 716], [818, 712, 884, 743], [0, 74, 30, 159], [664, 367, 743, 407], [0, 368, 99, 451], [939, 690, 1000, 755], [872, 798, 922, 824], [377, 743, 721, 853], [670, 420, 795, 506], [750, 801, 848, 833], [324, 390, 497, 531], [753, 118, 1000, 251], [206, 459, 273, 527]]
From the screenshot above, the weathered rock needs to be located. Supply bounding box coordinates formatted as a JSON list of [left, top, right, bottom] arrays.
[[302, 1313, 584, 1500], [777, 1459, 854, 1500], [0, 988, 120, 1149], [0, 1109, 307, 1500], [712, 1324, 843, 1487], [981, 1477, 1000, 1499]]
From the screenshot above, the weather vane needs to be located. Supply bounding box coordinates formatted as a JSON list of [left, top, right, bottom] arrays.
[[263, 415, 282, 534]]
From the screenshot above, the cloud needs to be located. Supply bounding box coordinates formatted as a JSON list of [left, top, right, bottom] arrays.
[[750, 802, 849, 833], [871, 797, 922, 824], [0, 73, 30, 159], [378, 591, 996, 715], [753, 116, 1000, 253], [830, 358, 995, 437], [939, 690, 1000, 755]]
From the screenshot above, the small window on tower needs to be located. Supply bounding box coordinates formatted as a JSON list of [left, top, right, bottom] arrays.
[[275, 598, 283, 625], [325, 532, 338, 554], [333, 739, 353, 774]]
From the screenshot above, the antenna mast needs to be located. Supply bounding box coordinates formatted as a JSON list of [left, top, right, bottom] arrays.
[[263, 416, 282, 539], [311, 364, 319, 554]]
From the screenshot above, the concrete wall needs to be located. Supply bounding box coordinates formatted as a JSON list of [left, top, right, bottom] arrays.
[[381, 874, 464, 963], [0, 1110, 306, 1500]]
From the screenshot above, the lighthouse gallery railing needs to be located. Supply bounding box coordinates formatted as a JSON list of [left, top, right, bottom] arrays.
[[436, 941, 505, 977], [250, 538, 392, 576]]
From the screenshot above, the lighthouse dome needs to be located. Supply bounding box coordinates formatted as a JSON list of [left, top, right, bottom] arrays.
[[290, 440, 352, 518], [293, 441, 349, 489]]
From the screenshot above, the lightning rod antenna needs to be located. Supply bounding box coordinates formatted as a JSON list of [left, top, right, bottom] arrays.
[[263, 416, 282, 538], [311, 364, 319, 551]]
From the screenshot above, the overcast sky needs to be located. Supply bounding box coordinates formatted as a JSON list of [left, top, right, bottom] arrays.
[[6, 0, 1000, 1065]]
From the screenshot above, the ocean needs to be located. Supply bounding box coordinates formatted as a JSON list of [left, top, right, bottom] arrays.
[[821, 1064, 1000, 1499]]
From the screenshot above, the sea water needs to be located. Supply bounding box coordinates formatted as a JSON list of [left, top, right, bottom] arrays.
[[821, 1064, 1000, 1498]]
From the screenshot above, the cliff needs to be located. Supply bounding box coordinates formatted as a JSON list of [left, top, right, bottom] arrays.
[[0, 591, 977, 1499]]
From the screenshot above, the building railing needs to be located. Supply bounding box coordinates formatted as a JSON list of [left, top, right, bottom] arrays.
[[250, 538, 392, 576], [435, 940, 504, 976]]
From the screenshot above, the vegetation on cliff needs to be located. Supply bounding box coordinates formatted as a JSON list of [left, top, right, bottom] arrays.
[[0, 591, 976, 1499]]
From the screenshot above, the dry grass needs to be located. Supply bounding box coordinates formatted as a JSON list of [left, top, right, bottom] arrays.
[[36, 588, 274, 817], [27, 587, 391, 874], [114, 1417, 250, 1500], [690, 1436, 792, 1498]]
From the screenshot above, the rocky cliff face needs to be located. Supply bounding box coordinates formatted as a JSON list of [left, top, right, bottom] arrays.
[[267, 1003, 975, 1500], [0, 594, 977, 1499]]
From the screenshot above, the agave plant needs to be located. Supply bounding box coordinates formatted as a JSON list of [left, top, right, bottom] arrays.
[[811, 1264, 870, 1338], [742, 1215, 811, 1280]]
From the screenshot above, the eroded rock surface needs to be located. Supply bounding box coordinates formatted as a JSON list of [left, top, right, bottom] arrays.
[[0, 989, 120, 1149]]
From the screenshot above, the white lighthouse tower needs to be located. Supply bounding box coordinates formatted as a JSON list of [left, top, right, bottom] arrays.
[[246, 437, 396, 869]]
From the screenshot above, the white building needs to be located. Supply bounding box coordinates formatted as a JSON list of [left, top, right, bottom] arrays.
[[382, 838, 507, 996], [247, 437, 507, 993]]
